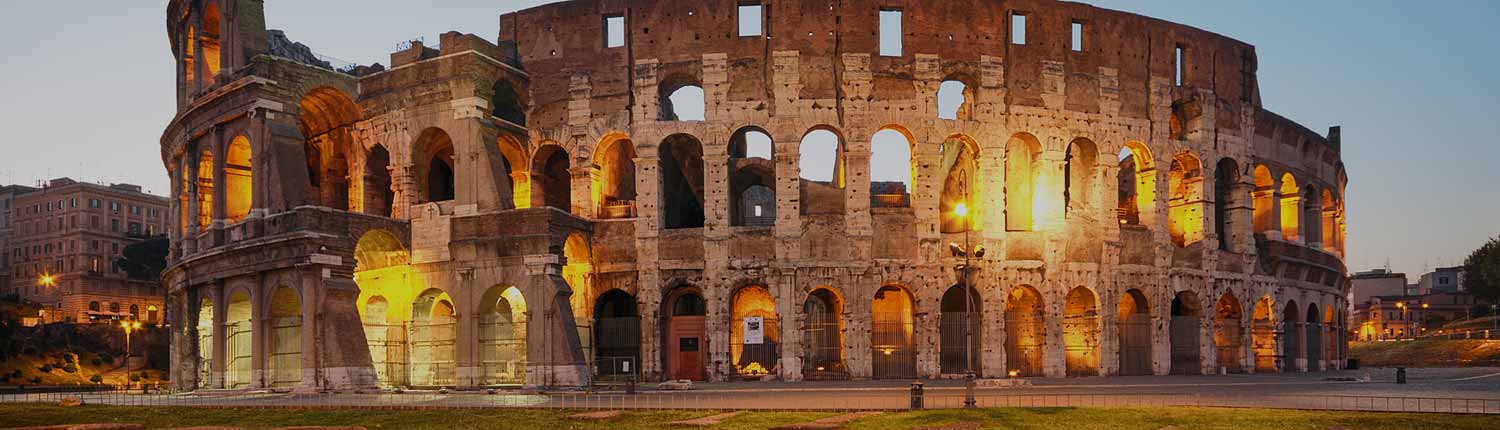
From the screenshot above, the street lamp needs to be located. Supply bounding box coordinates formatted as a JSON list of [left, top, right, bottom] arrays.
[[37, 273, 55, 288], [1396, 302, 1408, 339], [121, 320, 142, 390], [949, 201, 985, 409], [1421, 303, 1429, 339]]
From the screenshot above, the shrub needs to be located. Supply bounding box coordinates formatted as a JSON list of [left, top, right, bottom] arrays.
[[129, 373, 141, 382], [29, 376, 41, 384], [90, 358, 102, 367], [37, 364, 53, 373], [89, 374, 103, 384], [62, 363, 77, 373]]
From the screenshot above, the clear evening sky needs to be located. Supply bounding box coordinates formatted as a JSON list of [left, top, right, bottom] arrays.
[[0, 1, 1496, 278]]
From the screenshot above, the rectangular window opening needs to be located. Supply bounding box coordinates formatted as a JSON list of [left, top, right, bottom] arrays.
[[1071, 21, 1083, 51], [605, 15, 626, 48], [879, 9, 902, 57], [738, 4, 763, 37], [1175, 45, 1185, 86], [1011, 13, 1027, 45]]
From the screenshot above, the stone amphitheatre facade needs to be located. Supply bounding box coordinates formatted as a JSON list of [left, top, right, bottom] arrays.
[[162, 0, 1350, 391]]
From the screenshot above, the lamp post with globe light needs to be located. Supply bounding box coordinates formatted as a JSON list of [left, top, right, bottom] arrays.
[[121, 320, 142, 390]]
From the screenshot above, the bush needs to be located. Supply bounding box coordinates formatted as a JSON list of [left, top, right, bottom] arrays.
[[29, 376, 41, 384], [89, 374, 103, 384], [37, 364, 52, 373], [129, 373, 141, 382], [62, 363, 77, 373]]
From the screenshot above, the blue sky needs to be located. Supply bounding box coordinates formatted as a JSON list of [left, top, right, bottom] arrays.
[[0, 1, 1496, 278]]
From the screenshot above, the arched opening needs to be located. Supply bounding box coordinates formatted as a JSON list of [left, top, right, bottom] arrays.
[[939, 284, 982, 375], [1282, 300, 1302, 372], [659, 76, 705, 121], [533, 144, 572, 212], [1170, 291, 1202, 374], [200, 3, 221, 84], [871, 285, 916, 379], [1213, 292, 1243, 373], [595, 135, 637, 219], [1251, 295, 1277, 372], [1279, 173, 1300, 241], [1005, 285, 1046, 376], [1323, 305, 1338, 366], [1251, 165, 1275, 234], [299, 87, 360, 210], [869, 128, 914, 208], [498, 135, 530, 209], [1116, 142, 1155, 226], [224, 136, 252, 223], [478, 286, 527, 385], [1005, 133, 1042, 231], [1305, 303, 1321, 371], [179, 160, 190, 235], [415, 128, 456, 203], [1303, 185, 1321, 247], [1320, 190, 1336, 253], [731, 285, 780, 378], [1214, 158, 1240, 250], [940, 135, 980, 233], [664, 287, 707, 381], [223, 288, 251, 389], [361, 296, 395, 387], [409, 288, 456, 387], [183, 26, 196, 88], [363, 145, 394, 217], [491, 79, 527, 125], [196, 149, 214, 229], [802, 288, 845, 379], [936, 79, 971, 120], [660, 134, 705, 228], [1117, 289, 1153, 376], [593, 289, 640, 377], [268, 286, 302, 388], [195, 297, 214, 388], [799, 128, 845, 215], [730, 127, 776, 226], [1063, 286, 1100, 376], [1065, 138, 1098, 218], [1168, 152, 1204, 247]]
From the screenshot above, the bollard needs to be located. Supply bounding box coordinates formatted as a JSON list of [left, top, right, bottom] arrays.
[[1396, 367, 1407, 384], [626, 374, 637, 395], [910, 380, 925, 410]]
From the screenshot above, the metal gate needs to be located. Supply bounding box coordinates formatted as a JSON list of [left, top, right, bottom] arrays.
[[1006, 312, 1043, 377], [1283, 321, 1303, 371], [1252, 320, 1278, 371], [479, 316, 526, 385], [196, 329, 213, 388], [1119, 314, 1153, 376], [224, 321, 252, 389], [1305, 322, 1323, 370], [1063, 314, 1099, 376], [594, 316, 640, 379], [732, 317, 779, 377], [408, 321, 456, 387], [871, 312, 915, 379], [1216, 320, 1243, 373], [269, 316, 302, 387], [939, 312, 980, 374], [364, 322, 406, 387], [1170, 315, 1201, 374], [801, 320, 844, 378]]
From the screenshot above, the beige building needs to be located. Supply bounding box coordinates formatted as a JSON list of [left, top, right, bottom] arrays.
[[4, 178, 170, 324]]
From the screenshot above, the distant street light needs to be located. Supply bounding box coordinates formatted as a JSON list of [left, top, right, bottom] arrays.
[[121, 320, 142, 390]]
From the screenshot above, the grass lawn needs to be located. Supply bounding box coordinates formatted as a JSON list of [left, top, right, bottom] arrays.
[[0, 404, 1497, 430]]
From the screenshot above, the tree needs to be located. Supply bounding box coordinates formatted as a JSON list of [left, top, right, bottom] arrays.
[[1462, 236, 1500, 304], [116, 236, 169, 281]]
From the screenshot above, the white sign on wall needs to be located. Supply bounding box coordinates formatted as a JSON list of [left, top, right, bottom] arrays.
[[743, 316, 764, 345]]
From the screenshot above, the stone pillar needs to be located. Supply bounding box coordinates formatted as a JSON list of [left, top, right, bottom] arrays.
[[210, 126, 228, 229], [453, 267, 479, 387], [569, 166, 593, 218], [772, 130, 801, 260], [298, 269, 320, 391], [249, 282, 267, 389], [210, 283, 227, 389], [1043, 287, 1067, 378], [184, 149, 201, 254], [522, 255, 589, 388]]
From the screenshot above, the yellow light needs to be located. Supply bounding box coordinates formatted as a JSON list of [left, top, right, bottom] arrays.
[[954, 202, 969, 218], [148, 305, 158, 312], [38, 274, 55, 287], [1421, 303, 1429, 309], [1008, 370, 1020, 378]]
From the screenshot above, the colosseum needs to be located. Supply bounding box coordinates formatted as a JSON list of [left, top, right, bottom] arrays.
[[161, 0, 1350, 391]]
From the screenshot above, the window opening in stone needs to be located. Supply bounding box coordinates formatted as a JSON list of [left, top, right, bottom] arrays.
[[879, 10, 902, 57], [605, 15, 625, 48], [799, 128, 845, 215], [660, 134, 705, 229], [1011, 13, 1027, 45], [869, 128, 912, 208], [739, 4, 762, 37], [1071, 21, 1084, 51], [936, 80, 968, 120], [1175, 45, 1185, 86]]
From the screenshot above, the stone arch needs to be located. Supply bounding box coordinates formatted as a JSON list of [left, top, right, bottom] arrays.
[[1302, 184, 1322, 247], [414, 128, 456, 203], [594, 133, 637, 219], [224, 135, 252, 223], [1323, 303, 1338, 365], [1117, 288, 1153, 376], [658, 73, 704, 121], [802, 287, 846, 378], [530, 142, 572, 211], [729, 126, 775, 226], [1004, 133, 1043, 231], [1251, 165, 1276, 233], [936, 76, 975, 120], [1005, 284, 1046, 377], [1169, 290, 1203, 374], [1279, 173, 1300, 241], [299, 87, 361, 210], [1282, 299, 1302, 371], [1213, 291, 1244, 373], [1116, 141, 1156, 226], [195, 296, 214, 388], [660, 133, 705, 229], [562, 232, 592, 317], [1213, 158, 1241, 250], [362, 144, 394, 217], [1320, 188, 1336, 252], [1305, 302, 1322, 371], [730, 284, 780, 377], [1168, 151, 1205, 247], [409, 288, 456, 387], [870, 126, 915, 208], [199, 2, 222, 84], [940, 133, 981, 233], [267, 285, 302, 388], [1063, 286, 1101, 376], [478, 285, 528, 385], [223, 287, 252, 389], [491, 78, 528, 125], [593, 289, 640, 377], [663, 284, 707, 381], [1065, 138, 1098, 218], [799, 126, 846, 215], [1251, 295, 1278, 371], [939, 284, 982, 375], [871, 284, 916, 379], [196, 148, 214, 229]]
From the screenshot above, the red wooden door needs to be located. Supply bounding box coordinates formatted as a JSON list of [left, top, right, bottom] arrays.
[[668, 315, 705, 381]]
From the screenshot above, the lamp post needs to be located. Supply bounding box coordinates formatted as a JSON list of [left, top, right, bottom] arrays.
[[1420, 303, 1429, 339], [955, 202, 976, 409], [121, 320, 142, 390]]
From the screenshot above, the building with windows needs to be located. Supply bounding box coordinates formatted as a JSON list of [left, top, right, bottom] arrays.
[[163, 0, 1349, 392], [1349, 269, 1406, 308], [0, 184, 40, 296], [3, 178, 169, 324], [1417, 266, 1465, 295]]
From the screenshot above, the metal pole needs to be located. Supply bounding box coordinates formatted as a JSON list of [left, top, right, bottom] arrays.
[[124, 326, 132, 391], [963, 199, 976, 409]]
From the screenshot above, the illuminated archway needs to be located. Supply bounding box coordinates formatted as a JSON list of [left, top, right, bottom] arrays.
[[1251, 165, 1275, 233], [415, 128, 455, 203], [1279, 173, 1300, 241], [595, 134, 637, 219], [660, 134, 705, 228], [1065, 138, 1098, 217], [197, 149, 214, 229], [1005, 285, 1045, 377], [1169, 291, 1202, 374], [1320, 189, 1336, 252], [224, 136, 252, 223], [409, 288, 456, 387], [593, 289, 640, 377], [730, 127, 776, 225], [1004, 133, 1042, 231], [1167, 152, 1204, 247], [1305, 302, 1321, 371], [200, 3, 221, 84], [223, 288, 251, 389], [871, 285, 916, 379], [299, 87, 360, 210], [1283, 300, 1302, 371], [802, 287, 845, 378], [478, 286, 527, 385], [498, 135, 530, 208], [1323, 304, 1338, 366], [534, 144, 570, 211], [1117, 288, 1153, 376], [1251, 295, 1277, 371], [361, 296, 396, 387], [799, 127, 845, 215], [267, 285, 302, 388], [1116, 142, 1155, 226], [939, 284, 982, 375], [1063, 286, 1100, 376], [731, 284, 779, 377], [1213, 292, 1243, 373], [940, 134, 980, 233], [1214, 158, 1240, 250], [195, 297, 214, 388]]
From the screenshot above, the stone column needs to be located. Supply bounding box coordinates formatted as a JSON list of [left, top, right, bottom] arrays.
[[210, 126, 228, 229], [522, 255, 589, 388], [210, 283, 227, 389], [298, 269, 320, 391], [249, 282, 266, 389], [772, 130, 801, 261], [183, 149, 201, 254]]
